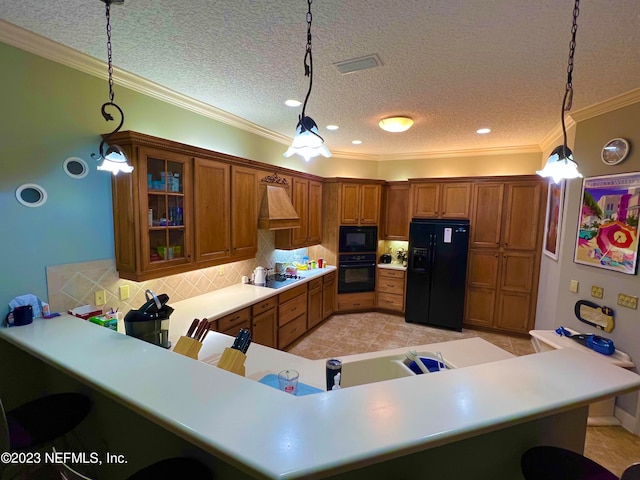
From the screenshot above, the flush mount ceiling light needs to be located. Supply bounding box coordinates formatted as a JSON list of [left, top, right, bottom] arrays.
[[283, 0, 331, 162], [91, 0, 133, 175], [476, 128, 491, 134], [378, 116, 414, 133], [537, 0, 583, 184]]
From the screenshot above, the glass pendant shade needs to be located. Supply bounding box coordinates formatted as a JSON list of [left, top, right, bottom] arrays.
[[379, 116, 414, 133], [283, 117, 332, 162], [536, 145, 582, 184], [96, 145, 134, 175]]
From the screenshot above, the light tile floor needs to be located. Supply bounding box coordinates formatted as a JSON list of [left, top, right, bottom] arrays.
[[286, 311, 640, 477]]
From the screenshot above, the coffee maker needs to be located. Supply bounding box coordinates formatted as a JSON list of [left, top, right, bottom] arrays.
[[124, 290, 174, 348]]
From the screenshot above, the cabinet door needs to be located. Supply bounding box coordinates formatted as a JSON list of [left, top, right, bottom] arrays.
[[307, 287, 323, 329], [502, 182, 543, 250], [322, 280, 335, 319], [252, 308, 277, 348], [307, 180, 323, 244], [464, 287, 496, 327], [140, 147, 192, 272], [340, 183, 361, 224], [194, 158, 230, 263], [500, 252, 535, 293], [291, 178, 309, 247], [470, 183, 504, 248], [383, 184, 410, 240], [495, 291, 531, 333], [230, 166, 257, 258], [411, 183, 440, 218], [359, 184, 381, 224], [441, 183, 471, 218], [467, 250, 499, 289]]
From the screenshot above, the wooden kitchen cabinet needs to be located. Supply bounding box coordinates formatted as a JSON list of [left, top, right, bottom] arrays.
[[382, 183, 410, 240], [337, 292, 376, 311], [322, 271, 336, 320], [252, 299, 277, 349], [307, 277, 323, 329], [464, 176, 546, 334], [278, 284, 308, 348], [275, 177, 322, 249], [340, 183, 381, 225], [217, 307, 251, 337], [376, 268, 406, 312], [410, 182, 471, 219]]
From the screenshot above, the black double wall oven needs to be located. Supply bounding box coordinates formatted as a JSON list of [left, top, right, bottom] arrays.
[[338, 226, 377, 294]]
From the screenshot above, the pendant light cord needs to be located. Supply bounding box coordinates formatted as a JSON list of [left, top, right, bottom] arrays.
[[561, 0, 580, 158], [300, 0, 313, 120]]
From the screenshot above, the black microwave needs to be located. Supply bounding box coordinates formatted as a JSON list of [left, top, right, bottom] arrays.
[[339, 226, 378, 253]]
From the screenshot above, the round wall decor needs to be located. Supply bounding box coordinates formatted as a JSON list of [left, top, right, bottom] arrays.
[[15, 183, 48, 208], [63, 157, 89, 179], [601, 138, 630, 165]]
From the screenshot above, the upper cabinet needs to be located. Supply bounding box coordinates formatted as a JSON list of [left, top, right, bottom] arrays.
[[340, 182, 381, 225], [410, 181, 471, 219], [382, 183, 410, 240], [275, 177, 322, 249]]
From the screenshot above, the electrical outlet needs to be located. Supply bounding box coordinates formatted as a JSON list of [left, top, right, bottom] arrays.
[[219, 265, 225, 275], [569, 280, 579, 293], [95, 290, 107, 306], [617, 293, 638, 310], [591, 286, 604, 299], [119, 285, 130, 300]]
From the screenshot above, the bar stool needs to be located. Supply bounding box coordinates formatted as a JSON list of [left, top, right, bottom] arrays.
[[521, 446, 639, 480]]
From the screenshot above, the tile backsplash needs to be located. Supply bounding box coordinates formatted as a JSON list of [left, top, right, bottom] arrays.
[[46, 230, 308, 314]]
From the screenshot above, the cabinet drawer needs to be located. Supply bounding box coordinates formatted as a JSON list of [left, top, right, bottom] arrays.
[[337, 292, 376, 311], [278, 314, 307, 349], [377, 277, 405, 295], [278, 284, 307, 304], [279, 294, 307, 327], [378, 268, 405, 279], [377, 292, 404, 312], [251, 297, 277, 316], [308, 277, 323, 291], [323, 271, 336, 284], [218, 307, 251, 332], [220, 319, 250, 338]]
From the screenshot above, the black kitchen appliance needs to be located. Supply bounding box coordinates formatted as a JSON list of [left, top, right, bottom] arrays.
[[405, 219, 470, 331], [339, 226, 377, 253], [338, 253, 376, 293], [124, 289, 174, 348], [379, 253, 393, 264]]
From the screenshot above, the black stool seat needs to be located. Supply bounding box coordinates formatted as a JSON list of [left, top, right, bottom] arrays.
[[127, 457, 213, 480], [521, 446, 617, 480], [6, 392, 91, 451]]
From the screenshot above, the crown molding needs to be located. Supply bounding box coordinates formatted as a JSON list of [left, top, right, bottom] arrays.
[[538, 116, 576, 153], [570, 88, 640, 122], [0, 19, 292, 147]]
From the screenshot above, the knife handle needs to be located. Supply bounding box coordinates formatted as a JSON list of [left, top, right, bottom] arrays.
[[186, 318, 199, 338]]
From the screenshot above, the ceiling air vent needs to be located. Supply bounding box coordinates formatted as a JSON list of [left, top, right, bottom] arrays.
[[334, 54, 383, 75]]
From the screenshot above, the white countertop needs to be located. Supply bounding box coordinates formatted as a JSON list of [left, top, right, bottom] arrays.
[[1, 314, 639, 479], [377, 263, 407, 271]]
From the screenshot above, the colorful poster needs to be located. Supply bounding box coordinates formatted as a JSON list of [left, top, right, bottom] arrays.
[[574, 173, 640, 275], [543, 181, 564, 260]]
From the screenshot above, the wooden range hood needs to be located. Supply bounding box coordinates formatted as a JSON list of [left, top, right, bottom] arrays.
[[258, 185, 301, 230]]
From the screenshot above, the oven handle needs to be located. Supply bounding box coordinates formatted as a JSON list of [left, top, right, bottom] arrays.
[[339, 262, 376, 268]]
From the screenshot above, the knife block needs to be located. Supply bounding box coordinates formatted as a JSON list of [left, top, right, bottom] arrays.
[[217, 347, 246, 376], [173, 336, 203, 359]]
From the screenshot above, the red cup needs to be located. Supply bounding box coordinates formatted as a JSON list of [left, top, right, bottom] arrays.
[[317, 258, 324, 268]]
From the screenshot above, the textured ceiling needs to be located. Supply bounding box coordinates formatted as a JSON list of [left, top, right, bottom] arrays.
[[1, 0, 639, 159]]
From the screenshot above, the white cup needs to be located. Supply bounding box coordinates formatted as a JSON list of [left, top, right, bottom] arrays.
[[241, 276, 249, 284]]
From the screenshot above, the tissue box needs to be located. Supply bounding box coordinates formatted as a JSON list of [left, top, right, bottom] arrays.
[[88, 315, 118, 330], [68, 305, 103, 320]]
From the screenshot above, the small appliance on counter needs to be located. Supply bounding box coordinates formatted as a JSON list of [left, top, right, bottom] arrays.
[[253, 266, 268, 286], [379, 253, 392, 264], [124, 289, 174, 348]]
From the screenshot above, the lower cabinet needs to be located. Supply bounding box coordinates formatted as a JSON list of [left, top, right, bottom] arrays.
[[217, 307, 251, 338], [322, 271, 336, 320], [278, 284, 308, 349], [251, 298, 277, 348], [307, 278, 323, 329], [337, 292, 376, 311], [376, 268, 406, 312]]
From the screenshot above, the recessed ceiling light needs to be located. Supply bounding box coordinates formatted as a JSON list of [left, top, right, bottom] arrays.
[[285, 99, 302, 107], [379, 116, 414, 133], [352, 140, 362, 145], [476, 128, 491, 134], [326, 125, 339, 131]]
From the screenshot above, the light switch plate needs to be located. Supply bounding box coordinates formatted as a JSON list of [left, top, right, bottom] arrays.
[[119, 285, 130, 300], [591, 286, 604, 299], [570, 280, 579, 293], [618, 293, 638, 310], [95, 290, 107, 306]]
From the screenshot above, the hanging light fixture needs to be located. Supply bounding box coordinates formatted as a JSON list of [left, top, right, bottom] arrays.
[[283, 0, 331, 162], [537, 0, 582, 184], [91, 0, 133, 175]]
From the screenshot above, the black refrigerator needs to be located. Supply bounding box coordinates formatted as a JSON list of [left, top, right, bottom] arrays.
[[405, 218, 470, 331]]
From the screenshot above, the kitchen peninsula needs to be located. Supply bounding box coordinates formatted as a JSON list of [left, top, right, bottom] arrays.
[[1, 277, 639, 480]]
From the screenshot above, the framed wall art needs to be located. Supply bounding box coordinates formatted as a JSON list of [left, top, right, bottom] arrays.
[[543, 180, 565, 260], [574, 172, 640, 275]]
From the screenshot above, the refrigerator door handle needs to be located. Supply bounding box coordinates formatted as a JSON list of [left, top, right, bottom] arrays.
[[430, 234, 436, 265]]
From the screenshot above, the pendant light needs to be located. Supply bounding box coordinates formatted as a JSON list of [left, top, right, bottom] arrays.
[[91, 0, 133, 175], [283, 0, 331, 162], [537, 0, 582, 184]]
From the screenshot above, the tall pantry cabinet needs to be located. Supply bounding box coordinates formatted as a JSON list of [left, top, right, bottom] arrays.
[[464, 177, 546, 334]]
